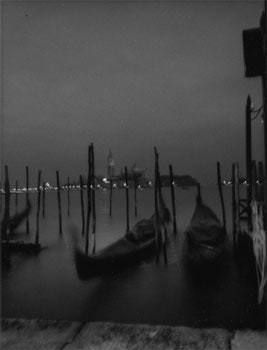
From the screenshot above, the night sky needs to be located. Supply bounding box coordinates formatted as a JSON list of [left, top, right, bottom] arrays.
[[1, 0, 265, 186]]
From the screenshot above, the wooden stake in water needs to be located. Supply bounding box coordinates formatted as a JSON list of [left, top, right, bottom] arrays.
[[109, 178, 113, 217], [3, 165, 11, 239], [35, 170, 41, 246], [26, 165, 30, 233], [258, 161, 265, 202], [85, 145, 92, 254], [42, 182, 46, 217], [155, 150, 167, 264], [67, 176, 70, 217], [169, 164, 177, 235], [125, 166, 130, 233], [79, 175, 85, 236], [15, 180, 18, 215], [56, 171, 62, 235], [154, 147, 160, 264], [217, 162, 226, 233], [232, 163, 237, 254], [91, 143, 97, 255]]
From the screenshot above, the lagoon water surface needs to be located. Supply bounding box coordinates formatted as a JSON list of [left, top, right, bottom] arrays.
[[1, 186, 265, 329]]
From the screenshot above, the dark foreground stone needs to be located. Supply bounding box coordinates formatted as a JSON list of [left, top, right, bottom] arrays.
[[1, 318, 267, 350]]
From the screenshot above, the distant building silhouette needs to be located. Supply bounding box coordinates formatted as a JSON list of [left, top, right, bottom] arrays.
[[107, 148, 115, 178]]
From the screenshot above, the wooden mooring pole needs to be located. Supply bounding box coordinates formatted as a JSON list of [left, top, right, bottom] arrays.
[[154, 148, 160, 264], [85, 145, 92, 255], [232, 163, 241, 254], [169, 164, 177, 235], [258, 161, 264, 202], [124, 166, 130, 233], [3, 165, 11, 239], [35, 170, 41, 247], [26, 166, 30, 233], [79, 175, 85, 236], [217, 162, 226, 233], [91, 143, 97, 255], [246, 95, 252, 231], [56, 171, 62, 235], [3, 166, 11, 261]]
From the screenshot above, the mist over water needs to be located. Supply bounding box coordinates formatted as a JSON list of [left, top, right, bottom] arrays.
[[1, 186, 265, 329]]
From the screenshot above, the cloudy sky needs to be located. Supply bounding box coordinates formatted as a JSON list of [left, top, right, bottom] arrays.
[[1, 0, 265, 186]]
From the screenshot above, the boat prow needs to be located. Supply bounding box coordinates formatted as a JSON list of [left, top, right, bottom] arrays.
[[184, 197, 226, 264]]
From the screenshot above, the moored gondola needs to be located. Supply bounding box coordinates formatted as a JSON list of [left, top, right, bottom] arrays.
[[70, 201, 171, 280], [184, 194, 226, 264]]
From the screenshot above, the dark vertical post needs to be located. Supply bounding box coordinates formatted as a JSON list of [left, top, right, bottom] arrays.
[[232, 163, 237, 254], [155, 155, 167, 264], [125, 166, 130, 233], [67, 177, 70, 217], [79, 175, 85, 236], [258, 161, 265, 202], [15, 180, 18, 215], [260, 3, 267, 230], [169, 164, 177, 235], [235, 163, 241, 235], [85, 145, 92, 254], [91, 143, 96, 254], [154, 148, 160, 264], [2, 165, 11, 239], [35, 170, 41, 247], [56, 171, 62, 235], [260, 1, 267, 329], [42, 182, 45, 217], [109, 178, 113, 217], [217, 162, 226, 233], [26, 165, 30, 233], [246, 95, 252, 230], [251, 160, 258, 201], [134, 173, 138, 217]]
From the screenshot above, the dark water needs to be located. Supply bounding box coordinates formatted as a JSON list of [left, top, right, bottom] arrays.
[[1, 186, 265, 329]]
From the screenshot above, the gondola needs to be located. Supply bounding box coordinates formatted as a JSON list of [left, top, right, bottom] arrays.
[[184, 194, 226, 264], [70, 200, 171, 280], [1, 200, 32, 240]]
